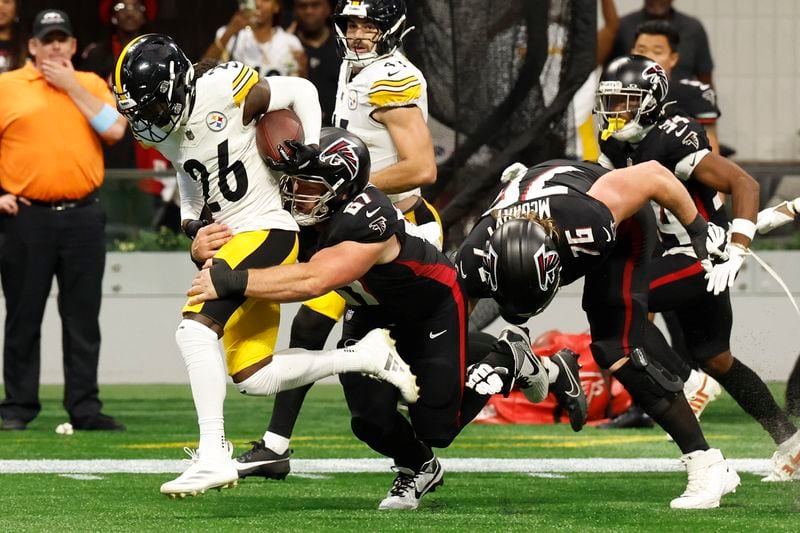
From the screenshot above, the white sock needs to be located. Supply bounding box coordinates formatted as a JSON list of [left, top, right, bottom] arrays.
[[542, 356, 560, 384], [235, 346, 373, 396], [262, 431, 290, 454], [175, 319, 228, 458]]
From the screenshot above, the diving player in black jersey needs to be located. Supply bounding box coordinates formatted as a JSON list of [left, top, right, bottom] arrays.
[[597, 55, 800, 483], [187, 128, 587, 510], [454, 158, 741, 509]]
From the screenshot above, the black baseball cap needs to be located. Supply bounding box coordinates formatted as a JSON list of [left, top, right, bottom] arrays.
[[32, 9, 74, 39]]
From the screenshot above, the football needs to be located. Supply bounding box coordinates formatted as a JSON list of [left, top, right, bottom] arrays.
[[255, 108, 305, 163]]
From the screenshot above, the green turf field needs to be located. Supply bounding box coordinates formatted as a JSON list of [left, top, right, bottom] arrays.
[[1, 384, 799, 531]]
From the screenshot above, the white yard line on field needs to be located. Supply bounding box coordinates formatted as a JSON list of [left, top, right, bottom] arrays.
[[0, 458, 772, 475]]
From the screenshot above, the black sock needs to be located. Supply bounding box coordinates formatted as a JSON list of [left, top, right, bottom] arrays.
[[712, 358, 797, 445], [266, 306, 337, 438], [614, 364, 708, 454], [459, 388, 491, 428], [787, 352, 800, 417]]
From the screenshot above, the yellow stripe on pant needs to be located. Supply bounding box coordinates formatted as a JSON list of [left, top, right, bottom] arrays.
[[182, 230, 299, 376]]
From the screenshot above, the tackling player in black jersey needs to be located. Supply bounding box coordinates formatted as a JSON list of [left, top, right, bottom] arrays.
[[454, 158, 741, 509], [597, 54, 800, 483], [187, 128, 587, 510]]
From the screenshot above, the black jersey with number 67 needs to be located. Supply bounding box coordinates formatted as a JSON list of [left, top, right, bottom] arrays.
[[306, 184, 462, 314]]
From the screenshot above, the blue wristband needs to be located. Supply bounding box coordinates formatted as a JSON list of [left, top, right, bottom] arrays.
[[90, 104, 120, 134]]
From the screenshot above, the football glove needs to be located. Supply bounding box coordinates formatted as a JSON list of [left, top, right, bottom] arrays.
[[705, 243, 748, 295], [756, 197, 799, 235], [265, 140, 323, 173], [466, 363, 508, 396]]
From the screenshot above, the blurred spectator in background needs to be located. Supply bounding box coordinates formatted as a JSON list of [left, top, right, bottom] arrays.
[[290, 0, 339, 125], [612, 0, 714, 85], [0, 9, 126, 432], [204, 0, 307, 78], [80, 0, 174, 229], [631, 20, 720, 153], [0, 0, 25, 73]]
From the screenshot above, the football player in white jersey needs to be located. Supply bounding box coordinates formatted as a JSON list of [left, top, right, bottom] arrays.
[[187, 0, 443, 488], [113, 34, 418, 498]]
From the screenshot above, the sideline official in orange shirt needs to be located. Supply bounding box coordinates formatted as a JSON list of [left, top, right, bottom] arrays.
[[0, 9, 127, 432]]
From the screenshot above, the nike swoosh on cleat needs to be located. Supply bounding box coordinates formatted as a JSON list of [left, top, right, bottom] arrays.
[[429, 330, 447, 339], [557, 355, 582, 397], [236, 458, 287, 468]]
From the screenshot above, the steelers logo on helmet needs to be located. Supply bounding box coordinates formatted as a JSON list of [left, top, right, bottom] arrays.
[[112, 33, 195, 144], [594, 54, 669, 143], [482, 218, 562, 325], [279, 127, 371, 226], [333, 0, 411, 68]]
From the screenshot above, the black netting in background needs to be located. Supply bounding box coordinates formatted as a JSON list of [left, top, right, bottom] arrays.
[[404, 0, 597, 249]]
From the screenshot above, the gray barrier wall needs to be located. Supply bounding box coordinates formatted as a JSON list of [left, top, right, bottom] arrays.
[[0, 251, 798, 384]]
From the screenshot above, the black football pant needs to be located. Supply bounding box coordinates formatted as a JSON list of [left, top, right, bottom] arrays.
[[0, 201, 106, 423]]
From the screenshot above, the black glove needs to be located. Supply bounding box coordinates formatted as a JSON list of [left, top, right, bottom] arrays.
[[265, 140, 322, 173], [182, 219, 209, 240]]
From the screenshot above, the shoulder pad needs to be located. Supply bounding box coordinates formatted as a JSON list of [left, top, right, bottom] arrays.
[[324, 187, 402, 246], [365, 57, 424, 108], [199, 61, 259, 107]]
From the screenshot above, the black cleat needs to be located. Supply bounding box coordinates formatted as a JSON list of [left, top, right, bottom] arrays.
[[70, 413, 125, 431], [550, 348, 588, 431], [234, 439, 291, 480], [0, 418, 27, 431], [597, 404, 655, 429]]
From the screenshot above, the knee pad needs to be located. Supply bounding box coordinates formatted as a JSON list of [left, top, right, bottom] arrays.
[[291, 306, 337, 351], [611, 348, 683, 418]]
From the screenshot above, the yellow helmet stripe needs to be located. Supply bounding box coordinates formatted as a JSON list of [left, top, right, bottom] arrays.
[[114, 33, 154, 94]]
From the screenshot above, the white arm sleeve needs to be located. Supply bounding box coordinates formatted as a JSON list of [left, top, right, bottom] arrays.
[[178, 169, 205, 221], [266, 76, 321, 146]]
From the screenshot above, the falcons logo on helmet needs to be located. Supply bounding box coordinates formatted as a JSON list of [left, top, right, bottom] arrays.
[[642, 63, 668, 97], [533, 243, 560, 291], [319, 138, 360, 180]]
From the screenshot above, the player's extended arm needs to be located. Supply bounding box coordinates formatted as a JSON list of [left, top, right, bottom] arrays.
[[588, 161, 699, 226], [757, 198, 800, 234], [691, 153, 760, 247], [588, 160, 718, 261], [242, 78, 321, 145], [186, 237, 400, 304], [369, 106, 437, 194]]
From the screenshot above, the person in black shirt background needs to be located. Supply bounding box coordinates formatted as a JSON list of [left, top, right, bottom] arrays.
[[290, 0, 341, 125]]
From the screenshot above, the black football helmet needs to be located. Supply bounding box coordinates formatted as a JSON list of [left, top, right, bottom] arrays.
[[113, 34, 194, 143], [280, 127, 371, 226], [483, 218, 562, 324], [333, 0, 410, 68], [594, 54, 669, 143]]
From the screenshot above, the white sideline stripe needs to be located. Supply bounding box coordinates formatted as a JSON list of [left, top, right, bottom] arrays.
[[0, 458, 772, 475]]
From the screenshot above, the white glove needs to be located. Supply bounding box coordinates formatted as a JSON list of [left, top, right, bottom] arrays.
[[705, 243, 748, 295], [500, 162, 528, 183], [466, 363, 507, 396], [756, 198, 799, 235], [705, 222, 729, 262]]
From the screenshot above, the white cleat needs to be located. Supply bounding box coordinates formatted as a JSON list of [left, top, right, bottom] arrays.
[[762, 430, 800, 482], [356, 328, 419, 404], [497, 325, 549, 403], [160, 442, 239, 498], [670, 448, 739, 509], [378, 456, 444, 510], [684, 370, 721, 420]]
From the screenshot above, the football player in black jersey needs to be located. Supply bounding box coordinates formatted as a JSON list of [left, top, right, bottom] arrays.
[[597, 55, 800, 482], [187, 128, 586, 510], [454, 158, 741, 509]]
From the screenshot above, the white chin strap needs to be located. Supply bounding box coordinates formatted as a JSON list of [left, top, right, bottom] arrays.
[[611, 121, 650, 143]]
